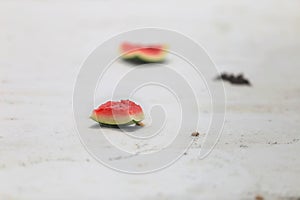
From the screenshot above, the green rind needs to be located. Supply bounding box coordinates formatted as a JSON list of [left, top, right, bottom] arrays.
[[90, 113, 144, 126], [91, 118, 143, 127], [123, 54, 166, 63]]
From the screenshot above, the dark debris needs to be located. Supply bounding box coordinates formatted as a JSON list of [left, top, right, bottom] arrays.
[[191, 132, 200, 137], [215, 72, 251, 86]]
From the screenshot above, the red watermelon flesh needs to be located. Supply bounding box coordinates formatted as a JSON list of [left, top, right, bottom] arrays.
[[120, 42, 167, 62], [90, 100, 144, 125]]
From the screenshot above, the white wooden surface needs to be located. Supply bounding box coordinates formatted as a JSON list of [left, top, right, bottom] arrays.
[[0, 0, 300, 199]]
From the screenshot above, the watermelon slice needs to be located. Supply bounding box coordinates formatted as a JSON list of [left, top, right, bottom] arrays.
[[90, 100, 144, 126], [120, 42, 168, 63]]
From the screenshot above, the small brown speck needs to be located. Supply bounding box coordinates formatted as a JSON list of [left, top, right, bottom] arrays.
[[191, 132, 199, 137], [255, 195, 264, 200], [136, 122, 145, 127]]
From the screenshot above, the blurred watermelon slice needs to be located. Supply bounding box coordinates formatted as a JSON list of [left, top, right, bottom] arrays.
[[120, 42, 167, 62]]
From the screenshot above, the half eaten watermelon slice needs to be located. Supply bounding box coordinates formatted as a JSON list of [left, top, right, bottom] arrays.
[[90, 100, 144, 126], [120, 42, 168, 63]]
